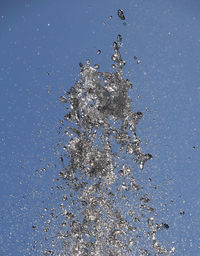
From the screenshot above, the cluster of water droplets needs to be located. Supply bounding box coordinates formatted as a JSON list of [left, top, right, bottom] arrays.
[[35, 34, 176, 255]]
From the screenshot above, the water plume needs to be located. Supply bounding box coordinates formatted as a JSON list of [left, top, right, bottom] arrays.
[[40, 35, 174, 256]]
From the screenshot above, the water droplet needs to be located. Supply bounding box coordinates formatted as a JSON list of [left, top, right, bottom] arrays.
[[59, 96, 67, 103], [113, 41, 118, 51], [170, 247, 175, 253], [86, 59, 90, 65], [118, 9, 125, 20], [94, 64, 100, 69], [139, 162, 144, 170], [117, 34, 122, 47], [163, 223, 169, 229], [137, 60, 142, 64], [111, 54, 118, 61], [97, 49, 101, 55], [117, 34, 122, 43], [63, 146, 67, 151]]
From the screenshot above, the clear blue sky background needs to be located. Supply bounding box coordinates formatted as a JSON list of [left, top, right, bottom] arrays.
[[0, 0, 200, 255]]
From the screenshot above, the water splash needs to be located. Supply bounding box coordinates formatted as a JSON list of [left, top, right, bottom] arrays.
[[37, 35, 175, 255]]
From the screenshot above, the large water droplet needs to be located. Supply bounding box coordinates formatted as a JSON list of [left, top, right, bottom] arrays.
[[118, 9, 125, 20], [59, 96, 67, 103], [96, 49, 101, 55]]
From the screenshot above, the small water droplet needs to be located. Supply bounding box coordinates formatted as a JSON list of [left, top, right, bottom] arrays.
[[97, 49, 101, 55]]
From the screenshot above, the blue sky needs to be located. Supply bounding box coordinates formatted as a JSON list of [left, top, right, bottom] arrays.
[[0, 0, 200, 255]]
